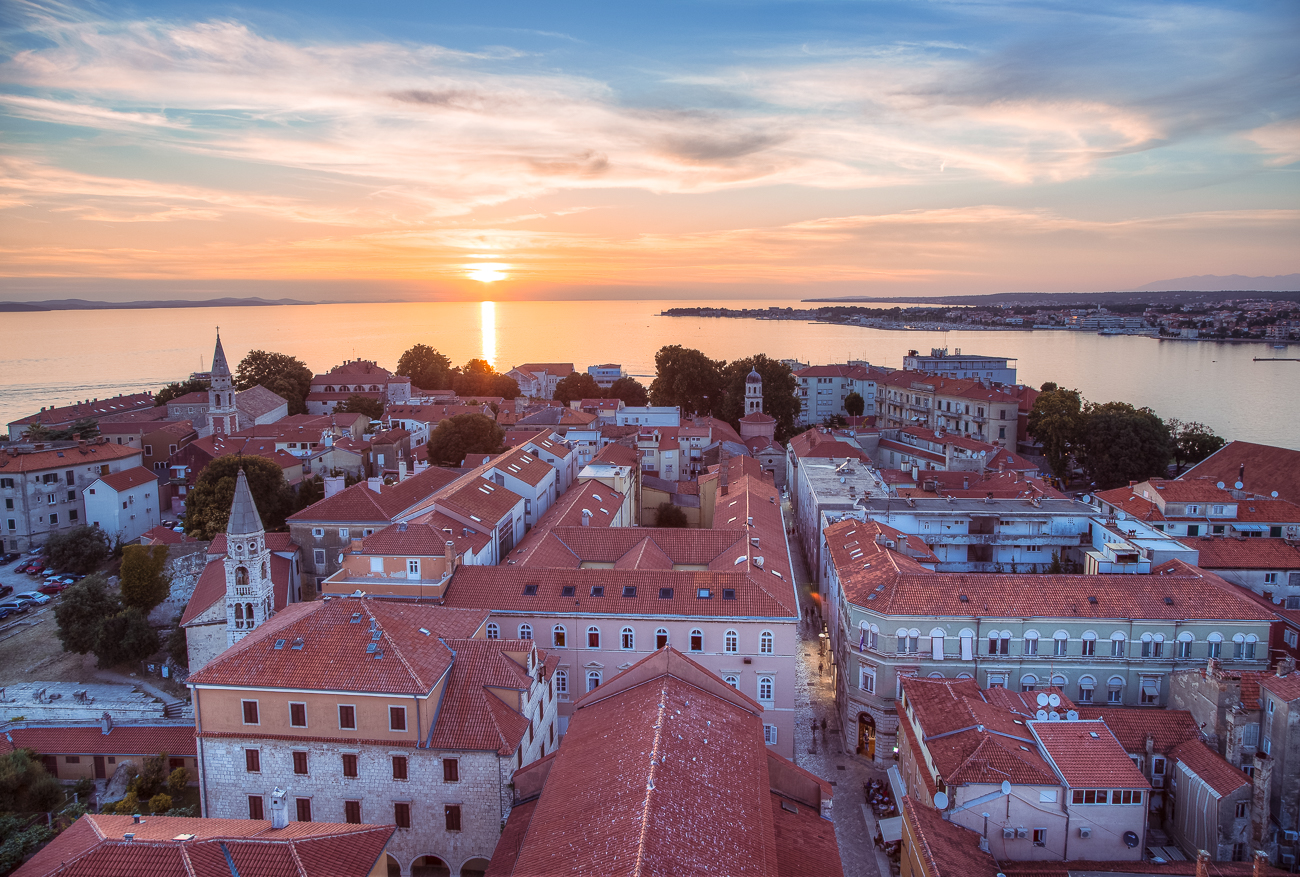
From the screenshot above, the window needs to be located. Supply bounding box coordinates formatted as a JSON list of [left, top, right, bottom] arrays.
[[313, 549, 325, 566], [344, 800, 361, 824], [959, 629, 973, 660], [860, 666, 876, 693], [339, 528, 349, 539], [248, 795, 264, 820], [339, 705, 356, 730], [758, 676, 774, 702], [725, 675, 739, 688], [244, 749, 260, 773], [342, 753, 358, 778], [517, 623, 533, 640], [764, 724, 778, 745], [725, 630, 738, 653], [292, 751, 308, 775], [1140, 677, 1161, 705], [988, 633, 1010, 655], [1177, 633, 1194, 658], [656, 628, 669, 649], [552, 625, 566, 648], [588, 626, 601, 648], [1110, 634, 1126, 658], [295, 798, 312, 823], [1053, 631, 1069, 656], [1078, 676, 1096, 704], [312, 528, 324, 537], [1040, 790, 1058, 803], [407, 559, 420, 576], [1207, 633, 1222, 658], [621, 627, 635, 649], [1024, 631, 1039, 656], [392, 756, 408, 780], [1265, 573, 1279, 585], [690, 629, 703, 652], [1033, 829, 1047, 847], [443, 758, 459, 782], [390, 706, 407, 731], [394, 802, 411, 829], [289, 702, 307, 727], [242, 700, 260, 725], [1186, 524, 1199, 537], [555, 669, 569, 700], [1235, 800, 1248, 818], [587, 670, 601, 691], [1020, 674, 1038, 693], [1286, 629, 1298, 649], [445, 804, 462, 832], [1081, 631, 1097, 656], [760, 631, 774, 654], [1107, 676, 1125, 704], [486, 623, 499, 640]]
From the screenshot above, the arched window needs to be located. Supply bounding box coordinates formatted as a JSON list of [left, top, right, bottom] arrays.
[[554, 669, 568, 698], [928, 671, 945, 679], [690, 629, 704, 652], [1053, 630, 1070, 656], [956, 672, 973, 680], [235, 567, 248, 588], [1051, 674, 1067, 688], [486, 622, 499, 640], [725, 630, 738, 653], [1177, 631, 1195, 658], [759, 631, 774, 655], [552, 625, 566, 648], [1078, 675, 1096, 703], [1023, 630, 1040, 656], [234, 603, 244, 621], [757, 676, 773, 702], [587, 671, 601, 692], [1107, 675, 1126, 704], [621, 627, 634, 650], [656, 628, 669, 649], [245, 603, 253, 624], [724, 675, 739, 688], [588, 626, 601, 649], [959, 628, 975, 660], [1207, 632, 1223, 658], [1020, 674, 1038, 693], [1110, 631, 1126, 658], [519, 623, 533, 640], [1081, 630, 1097, 657], [261, 561, 268, 579]]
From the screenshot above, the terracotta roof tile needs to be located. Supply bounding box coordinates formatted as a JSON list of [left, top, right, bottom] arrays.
[[1170, 740, 1250, 796], [771, 791, 843, 877], [0, 441, 141, 474], [7, 724, 195, 758], [425, 639, 544, 754], [901, 798, 1001, 877], [1260, 671, 1300, 702], [1181, 440, 1300, 507], [1030, 721, 1150, 788], [436, 476, 524, 525], [491, 447, 555, 487], [1072, 707, 1200, 755]]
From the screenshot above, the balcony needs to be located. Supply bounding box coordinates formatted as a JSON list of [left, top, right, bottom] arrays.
[[922, 533, 1081, 546]]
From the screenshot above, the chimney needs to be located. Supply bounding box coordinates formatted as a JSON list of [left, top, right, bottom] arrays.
[[367, 476, 383, 493], [446, 541, 456, 570], [1195, 851, 1209, 877], [1254, 850, 1268, 877], [582, 510, 591, 527], [1240, 463, 1246, 484], [911, 465, 919, 482], [1251, 754, 1273, 842], [124, 832, 135, 842], [1277, 655, 1296, 678], [1208, 656, 1223, 679], [323, 475, 345, 498], [101, 711, 113, 735], [270, 787, 289, 829], [962, 477, 970, 491]]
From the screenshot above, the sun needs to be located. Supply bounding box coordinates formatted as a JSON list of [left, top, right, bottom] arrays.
[[467, 263, 509, 283]]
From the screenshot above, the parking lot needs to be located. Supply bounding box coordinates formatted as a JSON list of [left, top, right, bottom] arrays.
[[0, 551, 95, 687]]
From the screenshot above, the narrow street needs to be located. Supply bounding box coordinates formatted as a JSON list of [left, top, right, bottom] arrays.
[[786, 502, 895, 877]]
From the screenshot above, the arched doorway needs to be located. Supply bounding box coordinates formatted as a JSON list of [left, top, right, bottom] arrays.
[[857, 712, 876, 760], [386, 854, 401, 877], [411, 855, 450, 877], [460, 858, 491, 877]]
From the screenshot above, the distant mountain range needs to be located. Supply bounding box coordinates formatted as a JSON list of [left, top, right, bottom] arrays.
[[1136, 274, 1300, 292], [0, 297, 315, 312]]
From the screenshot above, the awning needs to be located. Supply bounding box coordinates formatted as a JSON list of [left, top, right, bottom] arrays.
[[878, 816, 904, 843], [1143, 683, 1160, 697], [1233, 524, 1268, 533]]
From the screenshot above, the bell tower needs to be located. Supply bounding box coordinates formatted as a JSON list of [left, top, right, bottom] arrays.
[[209, 330, 239, 437], [745, 367, 763, 415], [225, 469, 273, 647]]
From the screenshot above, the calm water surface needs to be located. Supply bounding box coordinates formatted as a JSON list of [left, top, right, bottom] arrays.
[[1, 299, 1296, 448]]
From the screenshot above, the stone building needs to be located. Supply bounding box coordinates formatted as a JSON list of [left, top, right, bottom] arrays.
[[188, 596, 558, 877]]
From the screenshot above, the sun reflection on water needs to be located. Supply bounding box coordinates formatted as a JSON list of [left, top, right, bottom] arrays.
[[480, 300, 496, 367]]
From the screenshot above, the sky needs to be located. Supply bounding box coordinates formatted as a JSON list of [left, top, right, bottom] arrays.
[[1, 0, 1297, 302]]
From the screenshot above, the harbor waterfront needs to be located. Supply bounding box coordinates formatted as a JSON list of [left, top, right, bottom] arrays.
[[2, 297, 1297, 448]]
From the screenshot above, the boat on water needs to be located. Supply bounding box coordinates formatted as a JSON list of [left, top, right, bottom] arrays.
[[1275, 344, 1288, 349]]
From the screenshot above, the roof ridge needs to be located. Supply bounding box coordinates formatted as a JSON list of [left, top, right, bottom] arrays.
[[632, 679, 671, 877], [482, 687, 521, 753], [370, 604, 427, 691]]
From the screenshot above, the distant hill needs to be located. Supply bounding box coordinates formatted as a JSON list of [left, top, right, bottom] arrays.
[[805, 288, 1300, 307], [1137, 274, 1300, 292], [0, 297, 315, 313]]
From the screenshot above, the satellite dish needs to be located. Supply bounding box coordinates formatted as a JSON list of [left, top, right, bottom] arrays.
[[1049, 711, 1060, 721], [1216, 481, 1225, 489], [1123, 830, 1140, 848], [1048, 693, 1061, 708], [1117, 511, 1127, 521], [1081, 494, 1091, 503], [1066, 710, 1079, 721], [1036, 709, 1048, 720], [1235, 481, 1244, 489], [1036, 692, 1049, 707], [1001, 781, 1012, 796], [934, 791, 950, 809], [1273, 491, 1280, 498]]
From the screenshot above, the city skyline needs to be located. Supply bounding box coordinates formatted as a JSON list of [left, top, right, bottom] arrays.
[[1, 0, 1297, 301]]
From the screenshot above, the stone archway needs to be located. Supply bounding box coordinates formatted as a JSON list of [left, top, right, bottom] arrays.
[[386, 854, 401, 877], [857, 712, 876, 760], [411, 855, 450, 877], [460, 857, 491, 877]]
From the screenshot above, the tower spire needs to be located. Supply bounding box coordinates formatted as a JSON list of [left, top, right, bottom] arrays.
[[207, 329, 239, 437], [224, 468, 273, 646]]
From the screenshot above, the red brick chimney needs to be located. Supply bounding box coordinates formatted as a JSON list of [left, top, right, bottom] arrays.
[[1195, 850, 1209, 877]]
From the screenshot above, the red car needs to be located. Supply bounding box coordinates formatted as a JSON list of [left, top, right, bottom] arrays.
[[25, 561, 46, 576], [38, 581, 68, 595]]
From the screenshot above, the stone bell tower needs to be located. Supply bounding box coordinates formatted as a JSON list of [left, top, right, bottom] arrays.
[[225, 469, 273, 647], [745, 367, 763, 415], [209, 330, 239, 437]]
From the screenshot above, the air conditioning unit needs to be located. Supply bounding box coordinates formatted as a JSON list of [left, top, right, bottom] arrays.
[[1282, 854, 1296, 867], [1152, 776, 1164, 788], [1285, 830, 1299, 843], [1002, 827, 1015, 839], [1016, 828, 1029, 839], [1078, 827, 1092, 839]]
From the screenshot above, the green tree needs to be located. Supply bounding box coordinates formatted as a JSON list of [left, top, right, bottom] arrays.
[[655, 502, 689, 528], [425, 413, 504, 466], [166, 767, 192, 798], [293, 475, 324, 513], [93, 609, 159, 668], [844, 391, 865, 418], [1076, 401, 1173, 489], [648, 345, 725, 416], [607, 376, 648, 407], [184, 455, 293, 540], [0, 749, 64, 813], [452, 359, 520, 399], [553, 372, 603, 404], [1167, 419, 1227, 473], [396, 344, 454, 390], [119, 544, 171, 612], [1027, 386, 1084, 479], [716, 355, 800, 441], [44, 525, 111, 575], [148, 793, 173, 814], [54, 575, 120, 655], [234, 350, 314, 415], [166, 625, 189, 668], [154, 378, 209, 407], [335, 394, 384, 420]]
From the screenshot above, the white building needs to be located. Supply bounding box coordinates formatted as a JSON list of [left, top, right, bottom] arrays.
[[616, 406, 681, 427], [902, 348, 1017, 385], [586, 363, 624, 389], [83, 466, 160, 545], [794, 363, 882, 425]]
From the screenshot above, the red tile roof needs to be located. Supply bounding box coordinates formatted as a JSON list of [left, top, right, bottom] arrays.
[[436, 475, 524, 525], [180, 553, 293, 628], [186, 598, 488, 694], [287, 466, 461, 524], [1260, 671, 1300, 702], [771, 790, 843, 877], [1191, 537, 1300, 570], [1030, 721, 1150, 788], [97, 466, 158, 492], [786, 428, 871, 463], [591, 443, 637, 467], [492, 447, 555, 487], [13, 814, 392, 877], [1181, 441, 1300, 507], [426, 639, 546, 755], [1072, 707, 1200, 755], [0, 441, 142, 474], [1170, 740, 1250, 796], [9, 393, 155, 428], [901, 797, 1001, 877], [7, 724, 195, 758]]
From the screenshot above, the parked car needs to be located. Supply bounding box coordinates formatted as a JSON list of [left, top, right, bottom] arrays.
[[27, 546, 44, 556], [18, 591, 51, 605], [0, 585, 12, 599], [12, 561, 29, 573], [26, 564, 46, 577], [38, 581, 68, 595], [0, 607, 13, 621], [0, 600, 30, 615], [0, 552, 18, 563]]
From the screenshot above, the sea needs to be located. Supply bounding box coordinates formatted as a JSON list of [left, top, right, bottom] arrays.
[[2, 299, 1296, 448]]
